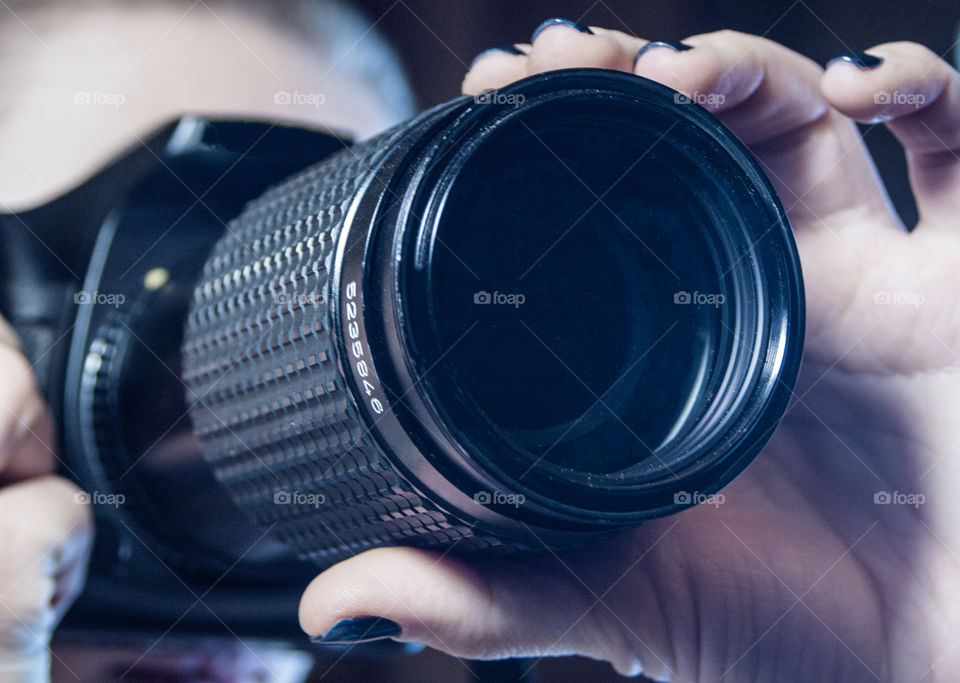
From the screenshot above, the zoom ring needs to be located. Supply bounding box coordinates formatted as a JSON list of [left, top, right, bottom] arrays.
[[182, 124, 512, 567]]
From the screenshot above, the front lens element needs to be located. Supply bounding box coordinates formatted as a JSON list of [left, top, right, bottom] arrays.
[[429, 108, 728, 479], [396, 75, 799, 515]]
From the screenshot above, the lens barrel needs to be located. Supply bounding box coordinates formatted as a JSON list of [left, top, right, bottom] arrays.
[[182, 68, 804, 566]]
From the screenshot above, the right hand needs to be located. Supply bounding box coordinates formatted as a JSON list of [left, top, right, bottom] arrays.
[[300, 26, 960, 682]]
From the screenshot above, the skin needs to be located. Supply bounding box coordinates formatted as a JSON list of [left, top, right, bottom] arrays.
[[0, 3, 398, 681], [299, 27, 960, 682], [0, 3, 400, 213]]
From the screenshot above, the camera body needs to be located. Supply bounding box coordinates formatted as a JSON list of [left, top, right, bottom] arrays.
[[0, 116, 348, 639]]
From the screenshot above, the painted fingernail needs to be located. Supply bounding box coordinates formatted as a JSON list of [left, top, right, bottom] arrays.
[[826, 52, 884, 69], [471, 44, 527, 67], [310, 616, 401, 645], [635, 40, 694, 63], [531, 18, 593, 42]]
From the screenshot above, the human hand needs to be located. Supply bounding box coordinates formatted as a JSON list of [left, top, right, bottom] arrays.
[[0, 319, 93, 682], [300, 24, 960, 682]]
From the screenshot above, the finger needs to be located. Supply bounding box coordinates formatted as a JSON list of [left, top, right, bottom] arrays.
[[634, 30, 898, 231], [299, 546, 655, 678], [0, 338, 55, 483], [462, 44, 530, 94], [0, 316, 19, 348], [524, 20, 645, 76], [821, 42, 960, 227], [462, 19, 648, 95], [0, 476, 94, 682]]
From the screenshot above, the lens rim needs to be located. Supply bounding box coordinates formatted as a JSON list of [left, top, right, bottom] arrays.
[[386, 69, 803, 523]]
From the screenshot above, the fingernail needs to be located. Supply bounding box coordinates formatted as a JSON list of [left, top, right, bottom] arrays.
[[826, 52, 884, 70], [310, 616, 401, 645], [531, 18, 593, 42], [471, 44, 527, 67], [635, 40, 694, 63]]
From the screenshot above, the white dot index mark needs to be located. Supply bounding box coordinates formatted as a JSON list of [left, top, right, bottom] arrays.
[[144, 267, 170, 291]]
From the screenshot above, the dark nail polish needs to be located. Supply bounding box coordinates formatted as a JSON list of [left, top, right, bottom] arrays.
[[635, 41, 694, 63], [310, 616, 401, 645], [826, 52, 884, 70], [471, 44, 527, 67], [531, 18, 593, 42]]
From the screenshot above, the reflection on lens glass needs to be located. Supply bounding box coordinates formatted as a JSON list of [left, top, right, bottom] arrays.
[[429, 105, 729, 478]]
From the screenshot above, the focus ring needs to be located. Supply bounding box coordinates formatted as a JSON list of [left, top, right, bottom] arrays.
[[182, 123, 513, 566]]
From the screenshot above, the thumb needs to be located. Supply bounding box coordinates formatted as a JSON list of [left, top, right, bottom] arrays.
[[298, 545, 651, 677], [0, 476, 94, 683], [0, 342, 56, 483]]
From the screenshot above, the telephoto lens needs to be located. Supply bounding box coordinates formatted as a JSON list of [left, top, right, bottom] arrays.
[[181, 67, 804, 567]]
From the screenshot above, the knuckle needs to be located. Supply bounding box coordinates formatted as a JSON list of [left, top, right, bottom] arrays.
[[878, 41, 942, 66], [698, 28, 749, 44], [0, 350, 42, 423], [528, 34, 626, 71], [0, 344, 35, 393]]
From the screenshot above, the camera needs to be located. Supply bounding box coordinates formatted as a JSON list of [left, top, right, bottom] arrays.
[[0, 69, 803, 641]]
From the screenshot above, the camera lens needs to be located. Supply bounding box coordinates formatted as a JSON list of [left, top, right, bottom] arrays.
[[422, 101, 727, 480], [179, 68, 803, 565]]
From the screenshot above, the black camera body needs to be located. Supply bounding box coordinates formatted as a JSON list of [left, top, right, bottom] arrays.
[[0, 69, 804, 642], [0, 116, 344, 639]]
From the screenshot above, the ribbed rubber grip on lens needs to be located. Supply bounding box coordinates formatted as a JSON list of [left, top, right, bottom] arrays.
[[181, 125, 516, 567]]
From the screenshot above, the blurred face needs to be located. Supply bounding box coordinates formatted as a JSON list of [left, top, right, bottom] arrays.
[[0, 2, 398, 211], [2, 4, 400, 680]]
